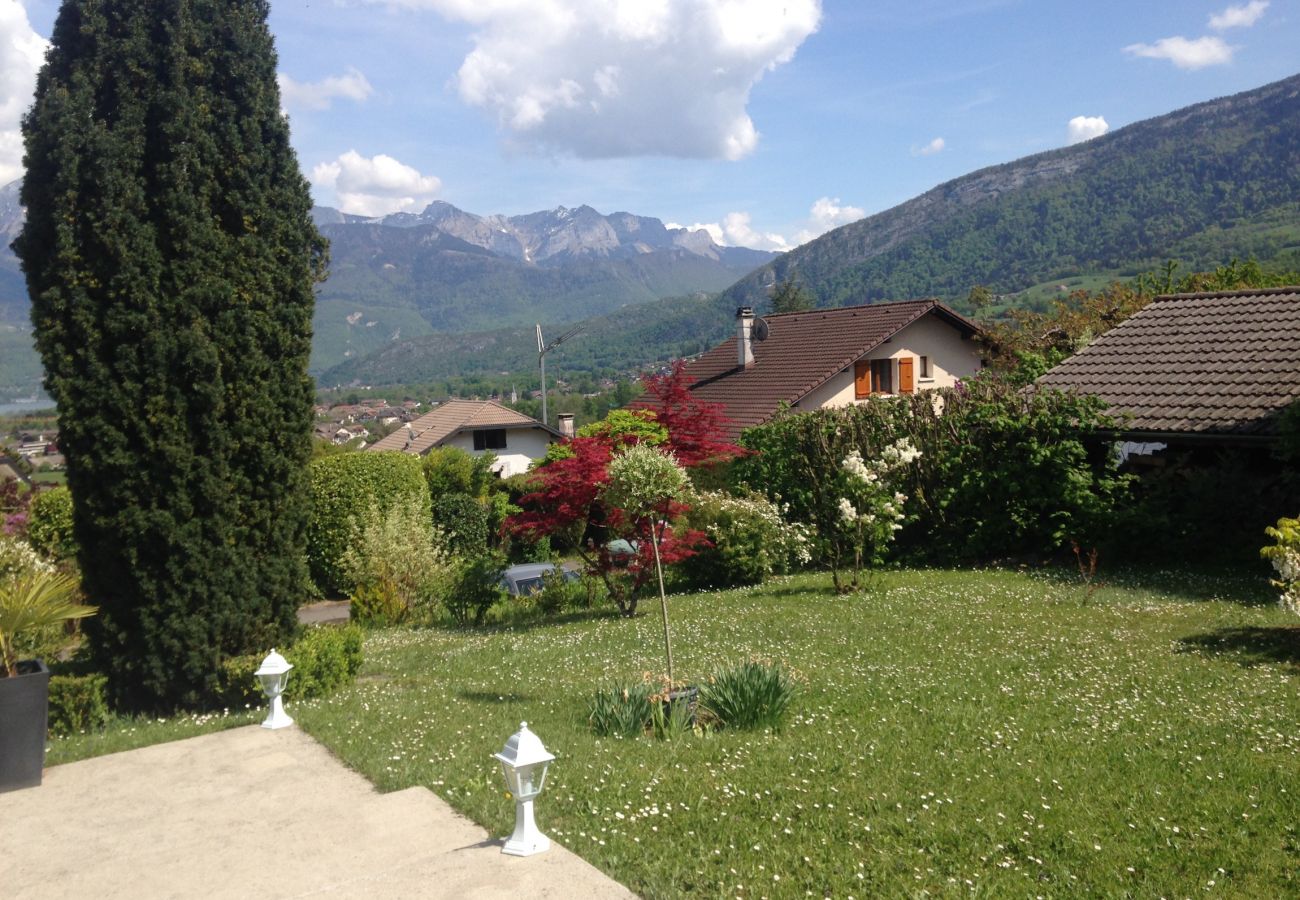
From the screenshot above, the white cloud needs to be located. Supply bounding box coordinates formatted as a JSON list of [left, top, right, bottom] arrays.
[[311, 150, 442, 216], [1209, 1, 1268, 30], [1123, 35, 1235, 70], [675, 195, 864, 252], [792, 196, 864, 244], [912, 137, 945, 157], [0, 0, 48, 185], [1066, 115, 1109, 145], [278, 67, 374, 112], [372, 0, 821, 159]]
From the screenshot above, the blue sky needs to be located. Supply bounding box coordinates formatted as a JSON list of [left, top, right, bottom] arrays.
[[4, 1, 1297, 250]]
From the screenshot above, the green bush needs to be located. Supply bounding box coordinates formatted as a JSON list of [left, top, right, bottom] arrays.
[[423, 446, 495, 499], [307, 452, 429, 595], [699, 659, 797, 732], [433, 492, 489, 555], [47, 673, 109, 736], [588, 680, 655, 738], [342, 497, 454, 623], [27, 487, 76, 561], [446, 552, 506, 627], [215, 624, 365, 708], [681, 491, 810, 589]]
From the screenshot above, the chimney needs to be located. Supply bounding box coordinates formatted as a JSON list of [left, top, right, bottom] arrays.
[[736, 306, 755, 368], [557, 413, 576, 439]]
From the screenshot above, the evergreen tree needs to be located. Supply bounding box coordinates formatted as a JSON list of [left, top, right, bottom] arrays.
[[15, 0, 326, 709], [769, 277, 815, 314]]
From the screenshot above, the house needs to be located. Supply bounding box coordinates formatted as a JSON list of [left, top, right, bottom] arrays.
[[1035, 286, 1300, 446], [366, 399, 563, 476], [674, 301, 983, 440]]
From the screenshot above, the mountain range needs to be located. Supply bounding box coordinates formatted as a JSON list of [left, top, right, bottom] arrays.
[[325, 72, 1300, 390]]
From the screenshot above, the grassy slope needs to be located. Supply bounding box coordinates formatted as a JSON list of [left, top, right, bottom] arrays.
[[53, 567, 1299, 897]]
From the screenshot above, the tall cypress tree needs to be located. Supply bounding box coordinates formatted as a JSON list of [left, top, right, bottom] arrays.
[[15, 1, 326, 709]]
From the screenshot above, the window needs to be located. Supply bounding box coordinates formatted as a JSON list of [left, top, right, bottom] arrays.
[[472, 428, 507, 450], [870, 359, 893, 394], [919, 355, 932, 378]]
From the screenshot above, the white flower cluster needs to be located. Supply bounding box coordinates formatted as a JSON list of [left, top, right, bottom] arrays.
[[880, 437, 922, 468], [1270, 547, 1300, 616], [841, 450, 876, 484], [0, 534, 54, 583]]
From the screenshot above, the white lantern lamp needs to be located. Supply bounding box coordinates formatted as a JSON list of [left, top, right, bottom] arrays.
[[255, 649, 294, 730], [493, 721, 556, 856]]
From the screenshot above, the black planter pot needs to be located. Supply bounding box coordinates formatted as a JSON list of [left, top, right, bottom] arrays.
[[0, 659, 51, 793], [663, 685, 699, 725]]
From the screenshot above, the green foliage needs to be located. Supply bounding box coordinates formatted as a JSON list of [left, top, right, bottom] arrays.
[[602, 443, 688, 521], [423, 446, 496, 500], [768, 277, 815, 314], [1261, 516, 1300, 616], [699, 659, 797, 732], [216, 624, 365, 709], [17, 1, 324, 709], [680, 491, 810, 589], [433, 492, 490, 555], [736, 378, 1129, 565], [26, 486, 75, 561], [0, 570, 95, 676], [445, 552, 507, 627], [47, 673, 110, 736], [588, 680, 655, 738], [341, 497, 454, 623], [308, 452, 429, 595], [577, 408, 668, 445]]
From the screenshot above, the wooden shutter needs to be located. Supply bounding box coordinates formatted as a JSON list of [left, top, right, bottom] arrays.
[[898, 357, 914, 394], [854, 361, 870, 399]]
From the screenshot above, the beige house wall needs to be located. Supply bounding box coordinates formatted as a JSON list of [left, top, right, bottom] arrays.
[[441, 427, 552, 477], [793, 316, 981, 412]]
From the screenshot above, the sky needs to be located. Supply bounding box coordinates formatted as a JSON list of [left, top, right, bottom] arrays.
[[1, 1, 1297, 252]]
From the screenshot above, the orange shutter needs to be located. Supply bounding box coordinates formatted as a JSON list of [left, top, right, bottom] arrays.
[[854, 361, 870, 399], [898, 357, 914, 394]]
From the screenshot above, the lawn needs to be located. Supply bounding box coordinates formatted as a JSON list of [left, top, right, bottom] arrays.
[[50, 566, 1300, 897]]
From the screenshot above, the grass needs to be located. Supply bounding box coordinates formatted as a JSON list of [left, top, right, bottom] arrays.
[[50, 566, 1300, 897]]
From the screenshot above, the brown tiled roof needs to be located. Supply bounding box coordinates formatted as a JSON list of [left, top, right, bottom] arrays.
[[675, 300, 979, 439], [367, 399, 558, 454], [1035, 286, 1300, 438]]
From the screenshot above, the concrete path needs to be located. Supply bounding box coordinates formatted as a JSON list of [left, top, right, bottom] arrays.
[[0, 726, 636, 899], [297, 598, 351, 626]]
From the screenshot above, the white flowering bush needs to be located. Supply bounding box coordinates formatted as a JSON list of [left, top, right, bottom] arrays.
[[681, 491, 812, 589], [1261, 516, 1300, 615], [836, 439, 920, 590]]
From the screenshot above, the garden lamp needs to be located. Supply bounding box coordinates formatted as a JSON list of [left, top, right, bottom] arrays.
[[493, 721, 556, 856], [255, 649, 294, 730]]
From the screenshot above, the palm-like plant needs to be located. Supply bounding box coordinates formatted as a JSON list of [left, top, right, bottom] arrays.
[[0, 572, 97, 677]]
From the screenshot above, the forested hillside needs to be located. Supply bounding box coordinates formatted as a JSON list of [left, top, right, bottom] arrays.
[[723, 73, 1300, 307]]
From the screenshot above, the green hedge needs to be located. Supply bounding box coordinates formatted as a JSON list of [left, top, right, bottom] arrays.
[[433, 492, 489, 554], [27, 486, 76, 561], [48, 673, 110, 736], [216, 624, 365, 708], [307, 452, 429, 595]]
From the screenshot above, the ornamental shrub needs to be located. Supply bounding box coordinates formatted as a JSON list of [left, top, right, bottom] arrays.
[[48, 673, 110, 736], [341, 497, 454, 623], [445, 552, 507, 627], [680, 491, 810, 589], [215, 624, 365, 708], [433, 492, 489, 555], [27, 487, 76, 561], [423, 446, 496, 499], [308, 452, 429, 595], [1262, 516, 1300, 615]]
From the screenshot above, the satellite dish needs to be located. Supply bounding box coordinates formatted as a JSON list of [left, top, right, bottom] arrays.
[[753, 317, 770, 342]]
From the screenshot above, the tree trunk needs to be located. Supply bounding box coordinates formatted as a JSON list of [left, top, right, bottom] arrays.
[[651, 522, 674, 685]]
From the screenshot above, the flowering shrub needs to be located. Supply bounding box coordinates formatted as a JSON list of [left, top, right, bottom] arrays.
[[27, 486, 76, 561], [836, 439, 920, 590], [1261, 517, 1300, 615], [681, 491, 811, 589]]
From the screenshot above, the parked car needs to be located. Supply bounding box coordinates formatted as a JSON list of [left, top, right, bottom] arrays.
[[498, 562, 580, 596]]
